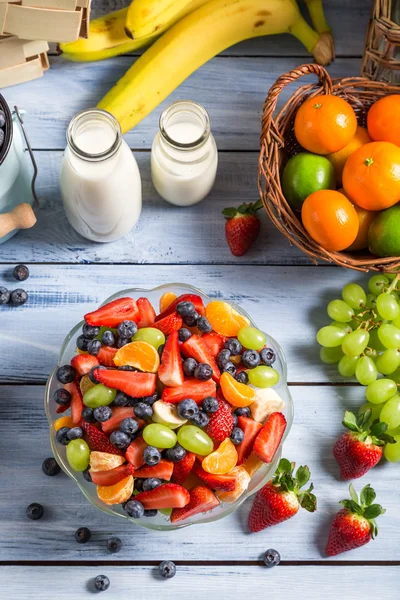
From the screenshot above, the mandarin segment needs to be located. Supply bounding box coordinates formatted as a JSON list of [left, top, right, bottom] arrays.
[[220, 372, 256, 407], [96, 475, 134, 505], [113, 340, 160, 372], [54, 415, 74, 431], [205, 301, 249, 337], [159, 292, 177, 313], [202, 438, 238, 475], [216, 466, 250, 503], [89, 451, 126, 472]]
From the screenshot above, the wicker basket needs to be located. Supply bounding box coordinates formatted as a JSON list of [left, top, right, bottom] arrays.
[[258, 63, 400, 273], [362, 0, 400, 84]]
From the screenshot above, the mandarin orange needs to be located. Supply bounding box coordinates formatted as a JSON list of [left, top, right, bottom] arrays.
[[205, 301, 249, 337], [159, 292, 177, 313], [327, 126, 371, 185], [338, 189, 378, 252], [113, 340, 160, 372], [367, 95, 400, 147]]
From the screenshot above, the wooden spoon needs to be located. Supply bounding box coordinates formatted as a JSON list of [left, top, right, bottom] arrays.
[[0, 203, 36, 238]]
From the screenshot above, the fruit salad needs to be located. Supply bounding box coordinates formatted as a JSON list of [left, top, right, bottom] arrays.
[[49, 289, 288, 526]]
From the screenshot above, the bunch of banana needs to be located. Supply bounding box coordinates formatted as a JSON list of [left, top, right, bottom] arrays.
[[125, 0, 207, 40]]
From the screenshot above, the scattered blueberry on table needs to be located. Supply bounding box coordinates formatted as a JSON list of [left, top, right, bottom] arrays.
[[75, 527, 91, 544], [42, 457, 61, 477], [26, 503, 44, 520], [94, 575, 110, 592], [13, 264, 29, 281], [158, 560, 177, 579], [263, 549, 281, 568], [106, 537, 122, 554]]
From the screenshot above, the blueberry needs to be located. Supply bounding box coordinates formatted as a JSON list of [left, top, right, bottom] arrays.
[[141, 393, 158, 406], [94, 575, 110, 592], [222, 361, 236, 376], [124, 499, 145, 519], [53, 387, 71, 406], [76, 335, 90, 352], [67, 427, 83, 440], [178, 327, 192, 342], [217, 349, 231, 369], [83, 467, 92, 482], [225, 338, 242, 355], [230, 427, 245, 445], [165, 444, 186, 463], [112, 392, 130, 407], [134, 402, 153, 419], [143, 509, 158, 517], [82, 323, 99, 339], [134, 478, 144, 492], [142, 477, 162, 492], [260, 348, 276, 366], [13, 264, 29, 282], [196, 316, 212, 333], [194, 363, 212, 381], [182, 312, 200, 327], [202, 396, 219, 414], [234, 407, 251, 418], [42, 457, 61, 477], [0, 110, 5, 128], [159, 561, 176, 579], [191, 410, 209, 428], [120, 417, 139, 436], [183, 357, 197, 377], [110, 430, 131, 449], [10, 288, 28, 306], [118, 365, 136, 371], [26, 502, 44, 520], [235, 371, 249, 385], [102, 330, 115, 347], [56, 364, 76, 384], [106, 537, 122, 554], [75, 527, 91, 543], [177, 398, 199, 420], [0, 286, 10, 305], [242, 349, 261, 368], [87, 339, 101, 356], [93, 406, 112, 422], [176, 301, 196, 318], [263, 549, 280, 567], [232, 414, 238, 427], [82, 407, 95, 422], [88, 364, 106, 384], [56, 426, 70, 446], [143, 446, 161, 466], [117, 336, 130, 348], [158, 343, 165, 357], [117, 320, 137, 339]]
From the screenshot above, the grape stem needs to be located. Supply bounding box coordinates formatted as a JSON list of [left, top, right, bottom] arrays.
[[387, 274, 400, 294]]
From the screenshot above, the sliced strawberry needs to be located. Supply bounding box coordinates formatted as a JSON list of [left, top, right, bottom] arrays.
[[206, 399, 234, 443], [97, 346, 118, 367], [89, 463, 134, 486], [171, 452, 196, 485], [253, 412, 287, 463], [202, 332, 226, 357], [236, 416, 263, 465], [162, 378, 217, 404], [153, 313, 183, 336], [125, 436, 148, 468], [81, 421, 124, 455], [85, 297, 139, 327], [181, 335, 221, 383], [56, 402, 71, 414], [192, 462, 236, 491], [158, 330, 184, 387], [94, 369, 156, 397], [155, 293, 205, 322], [136, 297, 156, 328], [170, 485, 219, 523], [135, 483, 190, 509], [71, 354, 99, 376], [134, 459, 174, 481], [65, 381, 84, 426], [101, 407, 145, 434]]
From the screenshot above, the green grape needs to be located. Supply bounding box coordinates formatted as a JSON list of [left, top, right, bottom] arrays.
[[358, 402, 384, 422], [342, 283, 367, 309], [386, 273, 398, 281], [327, 299, 354, 323], [390, 368, 400, 384], [355, 356, 377, 385], [237, 326, 266, 351], [368, 274, 389, 295], [66, 439, 90, 472], [159, 508, 173, 518], [376, 349, 400, 375], [365, 293, 377, 310], [142, 423, 177, 448], [368, 328, 386, 352], [330, 321, 352, 334], [376, 293, 400, 320], [133, 327, 165, 349], [316, 326, 347, 348], [320, 346, 344, 365], [380, 395, 400, 430], [366, 378, 397, 404], [384, 435, 400, 462], [338, 355, 359, 377], [341, 330, 369, 357], [248, 365, 280, 388], [83, 384, 116, 408], [377, 324, 400, 349], [392, 314, 400, 329], [177, 425, 213, 455]]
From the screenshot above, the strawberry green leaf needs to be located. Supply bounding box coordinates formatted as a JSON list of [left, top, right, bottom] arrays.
[[222, 207, 239, 219], [298, 490, 317, 513], [369, 519, 378, 539], [360, 484, 376, 508], [370, 421, 388, 437], [340, 499, 362, 514], [364, 504, 385, 520], [378, 433, 396, 444], [358, 408, 372, 429], [277, 458, 293, 474], [349, 483, 359, 504], [343, 411, 359, 432], [280, 472, 294, 493], [295, 465, 310, 489]]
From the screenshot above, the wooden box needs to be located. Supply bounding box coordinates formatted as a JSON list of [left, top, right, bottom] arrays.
[[0, 36, 49, 87]]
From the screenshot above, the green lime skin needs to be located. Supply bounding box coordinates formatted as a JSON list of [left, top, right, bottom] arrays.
[[282, 152, 335, 210], [369, 205, 400, 258]]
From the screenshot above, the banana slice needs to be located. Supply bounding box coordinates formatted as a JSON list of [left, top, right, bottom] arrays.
[[152, 400, 187, 429], [248, 387, 285, 423]]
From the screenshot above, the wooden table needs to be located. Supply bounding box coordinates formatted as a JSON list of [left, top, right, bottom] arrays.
[[2, 1, 399, 597]]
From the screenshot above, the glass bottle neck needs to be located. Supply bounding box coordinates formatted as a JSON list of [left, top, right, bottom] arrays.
[[66, 108, 122, 163], [159, 101, 211, 153]]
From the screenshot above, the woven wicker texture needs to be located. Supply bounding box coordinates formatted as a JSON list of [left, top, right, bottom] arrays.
[[361, 0, 400, 84]]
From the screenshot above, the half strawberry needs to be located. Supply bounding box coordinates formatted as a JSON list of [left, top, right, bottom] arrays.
[[253, 412, 287, 463], [162, 378, 216, 404], [135, 483, 190, 509], [158, 330, 184, 387], [170, 485, 219, 523], [93, 369, 157, 397], [85, 297, 139, 327], [155, 293, 205, 322], [181, 334, 221, 383]]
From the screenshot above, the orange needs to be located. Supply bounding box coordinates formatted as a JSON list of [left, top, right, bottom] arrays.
[[327, 126, 372, 185], [90, 451, 126, 472], [202, 438, 238, 475], [54, 415, 74, 431], [294, 94, 357, 155], [113, 340, 160, 373], [342, 141, 400, 211], [159, 292, 177, 313], [96, 475, 134, 505], [301, 189, 359, 252], [205, 301, 249, 337], [367, 95, 400, 147], [243, 453, 264, 478], [80, 374, 95, 395], [216, 466, 250, 503], [220, 372, 256, 407], [338, 189, 378, 252]]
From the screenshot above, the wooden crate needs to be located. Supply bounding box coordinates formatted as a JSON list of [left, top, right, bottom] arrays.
[[361, 0, 400, 83], [0, 36, 49, 87]]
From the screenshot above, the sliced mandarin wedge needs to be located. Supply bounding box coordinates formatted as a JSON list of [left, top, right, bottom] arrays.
[[90, 451, 126, 472], [97, 474, 134, 505], [216, 466, 250, 503], [220, 372, 256, 407], [205, 301, 250, 337], [113, 341, 160, 373], [54, 415, 74, 431], [202, 438, 238, 475], [159, 292, 177, 313], [80, 374, 95, 396], [242, 453, 264, 478]]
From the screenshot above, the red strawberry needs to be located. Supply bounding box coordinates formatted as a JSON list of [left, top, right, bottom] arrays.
[[236, 416, 263, 465], [136, 297, 156, 328], [135, 483, 190, 509], [223, 200, 263, 256], [156, 293, 205, 322], [181, 335, 221, 383], [202, 332, 226, 357], [125, 436, 148, 468], [162, 378, 216, 404], [192, 462, 236, 491], [158, 330, 184, 387], [253, 412, 287, 463], [248, 458, 316, 532], [90, 463, 135, 486], [71, 354, 99, 376], [85, 297, 139, 327], [97, 346, 118, 367], [206, 398, 234, 442], [101, 407, 145, 434], [326, 483, 384, 556], [56, 402, 71, 414], [134, 459, 174, 481], [93, 369, 156, 397], [171, 485, 219, 523], [333, 410, 394, 480], [65, 381, 84, 425], [153, 312, 183, 336], [171, 452, 196, 485], [81, 421, 124, 455]]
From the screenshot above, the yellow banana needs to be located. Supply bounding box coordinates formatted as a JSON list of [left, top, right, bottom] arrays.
[[98, 0, 333, 133], [125, 0, 207, 40]]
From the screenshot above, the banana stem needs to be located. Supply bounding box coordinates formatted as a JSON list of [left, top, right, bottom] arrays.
[[304, 0, 331, 34], [289, 14, 319, 52]]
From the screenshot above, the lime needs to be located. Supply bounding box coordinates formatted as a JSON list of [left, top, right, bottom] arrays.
[[368, 205, 400, 257], [282, 152, 335, 209]]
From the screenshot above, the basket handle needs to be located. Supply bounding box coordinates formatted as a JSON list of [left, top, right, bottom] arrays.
[[260, 64, 333, 146]]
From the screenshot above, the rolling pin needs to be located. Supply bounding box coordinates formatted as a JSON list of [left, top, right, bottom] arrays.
[[0, 203, 37, 238]]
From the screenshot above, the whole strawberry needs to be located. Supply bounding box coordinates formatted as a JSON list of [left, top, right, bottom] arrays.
[[333, 409, 394, 480], [206, 398, 234, 443], [248, 458, 316, 533], [326, 483, 384, 556], [222, 200, 262, 256]]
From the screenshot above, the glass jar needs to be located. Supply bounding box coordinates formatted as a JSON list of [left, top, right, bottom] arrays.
[[60, 108, 142, 243], [151, 100, 218, 206]]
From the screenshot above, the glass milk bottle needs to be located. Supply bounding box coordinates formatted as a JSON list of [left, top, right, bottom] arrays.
[[60, 109, 142, 243], [151, 101, 218, 206]]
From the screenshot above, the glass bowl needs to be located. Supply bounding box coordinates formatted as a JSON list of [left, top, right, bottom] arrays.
[[45, 283, 294, 530]]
